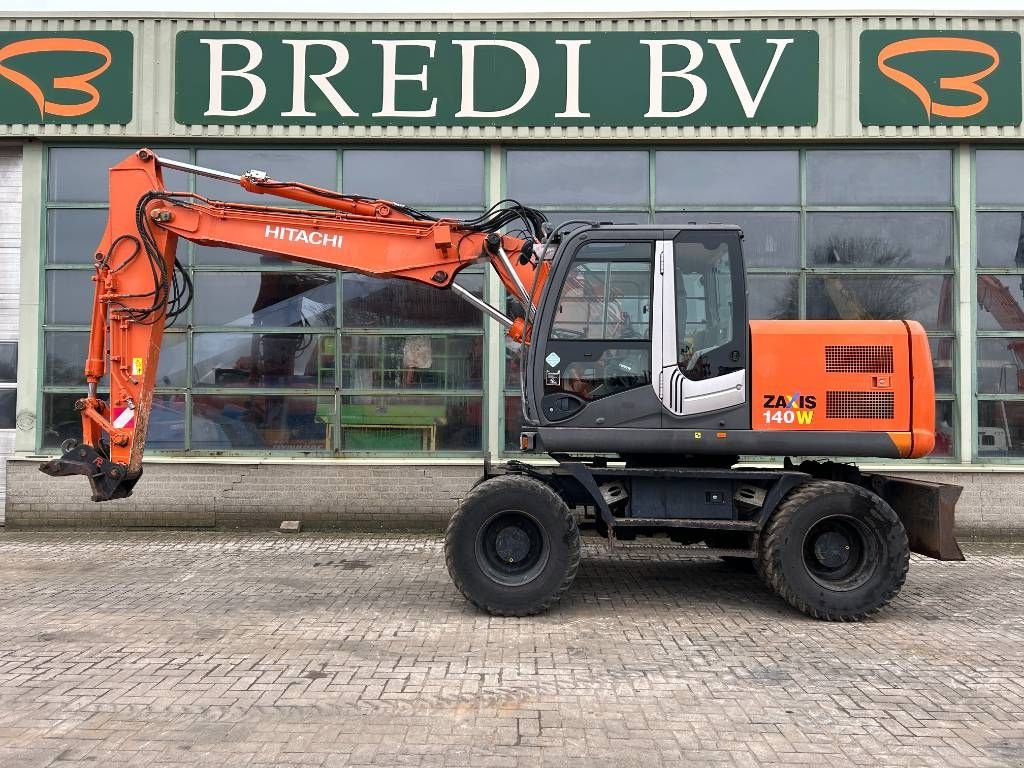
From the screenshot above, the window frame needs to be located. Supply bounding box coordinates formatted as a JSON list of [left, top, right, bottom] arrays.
[[39, 143, 492, 457], [972, 146, 1024, 462], [500, 145, 959, 462]]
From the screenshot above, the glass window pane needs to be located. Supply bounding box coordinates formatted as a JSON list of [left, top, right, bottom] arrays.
[[49, 147, 190, 202], [505, 394, 523, 452], [45, 270, 95, 325], [657, 211, 799, 268], [977, 275, 1024, 331], [806, 149, 952, 205], [807, 274, 953, 331], [977, 150, 1024, 206], [0, 390, 13, 429], [193, 272, 336, 328], [505, 342, 524, 389], [930, 337, 955, 395], [193, 332, 334, 388], [146, 394, 186, 450], [655, 150, 799, 205], [194, 149, 336, 204], [0, 342, 15, 382], [46, 209, 108, 264], [977, 337, 1024, 394], [191, 394, 331, 451], [976, 212, 1024, 267], [343, 150, 484, 206], [342, 335, 483, 391], [44, 331, 184, 388], [193, 245, 291, 267], [342, 271, 483, 329], [808, 213, 953, 268], [933, 400, 955, 458], [42, 393, 80, 449], [340, 395, 481, 452], [552, 257, 653, 341], [506, 150, 648, 206], [977, 400, 1024, 457], [544, 211, 650, 226], [748, 274, 799, 320]]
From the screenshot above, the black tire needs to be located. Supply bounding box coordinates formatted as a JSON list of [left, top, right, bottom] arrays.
[[445, 475, 580, 617], [759, 480, 910, 621]]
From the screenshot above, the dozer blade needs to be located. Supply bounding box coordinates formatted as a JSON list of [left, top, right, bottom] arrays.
[[39, 443, 142, 502], [870, 475, 965, 561]]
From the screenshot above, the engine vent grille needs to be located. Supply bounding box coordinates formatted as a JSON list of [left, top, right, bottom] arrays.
[[825, 345, 893, 373], [826, 391, 895, 420]]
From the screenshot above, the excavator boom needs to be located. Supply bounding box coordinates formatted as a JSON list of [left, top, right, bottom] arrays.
[[40, 149, 549, 501]]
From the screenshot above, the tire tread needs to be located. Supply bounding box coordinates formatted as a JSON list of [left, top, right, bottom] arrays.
[[445, 475, 580, 617], [760, 479, 910, 621]]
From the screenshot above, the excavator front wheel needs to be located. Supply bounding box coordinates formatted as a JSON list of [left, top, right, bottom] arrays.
[[759, 480, 910, 621], [445, 475, 580, 617]]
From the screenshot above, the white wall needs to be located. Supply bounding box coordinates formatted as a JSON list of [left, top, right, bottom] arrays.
[[0, 147, 22, 520]]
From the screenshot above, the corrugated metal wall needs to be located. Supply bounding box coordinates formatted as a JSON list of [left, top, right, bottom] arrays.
[[0, 148, 21, 340], [0, 146, 20, 519], [1, 13, 1023, 141]]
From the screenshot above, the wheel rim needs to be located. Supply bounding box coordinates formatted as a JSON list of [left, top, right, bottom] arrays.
[[800, 514, 880, 591], [475, 510, 550, 587]]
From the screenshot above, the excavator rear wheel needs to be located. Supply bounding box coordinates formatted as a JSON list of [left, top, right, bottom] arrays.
[[445, 475, 580, 617], [758, 480, 910, 621]]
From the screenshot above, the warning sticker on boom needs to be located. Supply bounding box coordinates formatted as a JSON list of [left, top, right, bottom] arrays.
[[132, 357, 144, 376]]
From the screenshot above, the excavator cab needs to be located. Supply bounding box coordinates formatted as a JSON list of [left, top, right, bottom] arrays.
[[524, 225, 748, 443]]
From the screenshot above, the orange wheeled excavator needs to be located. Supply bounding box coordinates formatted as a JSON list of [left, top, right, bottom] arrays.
[[41, 149, 963, 620]]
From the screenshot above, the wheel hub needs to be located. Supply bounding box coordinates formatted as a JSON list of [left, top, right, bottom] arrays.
[[813, 531, 851, 569], [495, 525, 531, 564]]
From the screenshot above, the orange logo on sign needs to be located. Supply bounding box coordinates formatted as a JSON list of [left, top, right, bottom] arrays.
[[0, 37, 112, 119], [877, 37, 999, 119]]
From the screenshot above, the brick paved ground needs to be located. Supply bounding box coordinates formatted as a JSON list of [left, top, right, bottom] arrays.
[[0, 532, 1022, 767]]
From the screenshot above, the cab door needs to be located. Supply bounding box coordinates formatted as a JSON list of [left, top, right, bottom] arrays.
[[653, 230, 749, 427], [534, 237, 663, 429]]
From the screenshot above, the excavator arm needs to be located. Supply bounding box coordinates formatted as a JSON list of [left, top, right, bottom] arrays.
[[40, 148, 550, 501]]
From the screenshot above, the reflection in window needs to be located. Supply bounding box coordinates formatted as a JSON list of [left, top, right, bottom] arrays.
[[342, 335, 483, 391], [656, 211, 799, 268], [748, 275, 798, 320], [977, 338, 1024, 394], [47, 209, 108, 264], [655, 150, 799, 206], [551, 246, 652, 340], [977, 212, 1024, 268], [192, 333, 334, 388], [930, 337, 955, 395], [343, 272, 483, 329], [45, 270, 95, 325], [978, 400, 1024, 457], [808, 213, 953, 268], [340, 395, 482, 451], [807, 275, 953, 331], [806, 149, 952, 205], [191, 395, 331, 451], [0, 390, 13, 429], [933, 401, 955, 458], [977, 276, 1024, 332], [194, 273, 336, 327], [675, 236, 734, 379], [506, 150, 648, 206], [0, 342, 16, 383]]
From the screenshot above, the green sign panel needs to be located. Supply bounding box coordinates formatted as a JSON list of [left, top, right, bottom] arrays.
[[0, 31, 133, 125], [175, 31, 818, 127], [860, 31, 1022, 126]]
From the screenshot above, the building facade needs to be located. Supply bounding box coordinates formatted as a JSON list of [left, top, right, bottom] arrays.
[[2, 12, 1023, 534]]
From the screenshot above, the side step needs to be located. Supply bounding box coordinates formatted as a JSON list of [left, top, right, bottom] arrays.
[[614, 518, 760, 531]]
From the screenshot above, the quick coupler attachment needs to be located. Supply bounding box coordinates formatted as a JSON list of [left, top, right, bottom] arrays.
[[39, 440, 142, 502]]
